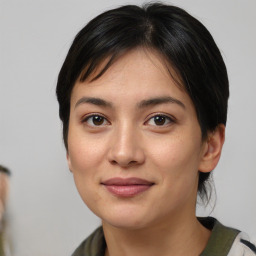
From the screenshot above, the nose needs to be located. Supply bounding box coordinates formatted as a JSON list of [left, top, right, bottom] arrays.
[[107, 124, 145, 168]]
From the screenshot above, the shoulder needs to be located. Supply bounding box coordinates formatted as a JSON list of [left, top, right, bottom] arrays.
[[199, 217, 256, 256], [71, 226, 106, 256], [228, 232, 256, 256]]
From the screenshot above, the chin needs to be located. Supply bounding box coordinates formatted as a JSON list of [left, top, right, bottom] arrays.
[[103, 216, 149, 230], [99, 206, 152, 230]]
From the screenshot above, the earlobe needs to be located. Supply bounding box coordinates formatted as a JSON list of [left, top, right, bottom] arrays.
[[199, 124, 225, 173], [66, 152, 73, 173]]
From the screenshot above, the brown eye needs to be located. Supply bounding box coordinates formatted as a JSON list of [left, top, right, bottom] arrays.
[[92, 116, 104, 125], [154, 116, 166, 125], [147, 115, 173, 126], [84, 115, 108, 126]]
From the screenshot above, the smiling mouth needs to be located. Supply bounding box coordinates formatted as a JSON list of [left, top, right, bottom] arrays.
[[101, 177, 154, 197]]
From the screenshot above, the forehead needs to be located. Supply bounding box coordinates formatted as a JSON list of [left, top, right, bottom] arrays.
[[70, 48, 193, 111], [78, 47, 184, 89]]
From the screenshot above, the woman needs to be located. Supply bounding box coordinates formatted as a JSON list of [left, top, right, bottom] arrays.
[[56, 3, 256, 256]]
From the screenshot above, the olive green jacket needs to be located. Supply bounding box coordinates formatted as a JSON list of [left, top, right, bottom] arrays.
[[72, 217, 256, 256], [0, 233, 5, 256]]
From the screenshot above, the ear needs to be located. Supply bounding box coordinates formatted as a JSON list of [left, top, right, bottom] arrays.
[[198, 124, 225, 173], [66, 152, 73, 173]]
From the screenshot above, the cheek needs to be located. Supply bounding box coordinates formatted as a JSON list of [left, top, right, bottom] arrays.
[[72, 172, 103, 217], [151, 135, 201, 166], [147, 136, 201, 210], [67, 133, 105, 211], [147, 132, 202, 185], [67, 130, 107, 174]]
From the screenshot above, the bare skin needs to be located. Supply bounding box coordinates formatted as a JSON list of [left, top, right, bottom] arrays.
[[104, 210, 211, 256], [67, 48, 225, 256]]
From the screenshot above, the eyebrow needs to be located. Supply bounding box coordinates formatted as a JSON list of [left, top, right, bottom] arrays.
[[137, 96, 185, 109], [75, 97, 113, 109], [74, 96, 185, 109]]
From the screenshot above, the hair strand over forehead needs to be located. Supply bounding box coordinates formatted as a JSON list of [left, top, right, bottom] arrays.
[[56, 2, 229, 202]]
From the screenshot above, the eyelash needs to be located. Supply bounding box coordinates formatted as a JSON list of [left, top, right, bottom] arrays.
[[81, 113, 175, 128], [145, 114, 175, 127], [81, 114, 110, 127]]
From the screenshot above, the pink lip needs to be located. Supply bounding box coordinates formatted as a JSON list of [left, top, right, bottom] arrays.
[[101, 177, 154, 197]]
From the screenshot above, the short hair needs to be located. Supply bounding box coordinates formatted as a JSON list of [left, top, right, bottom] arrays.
[[56, 3, 229, 202]]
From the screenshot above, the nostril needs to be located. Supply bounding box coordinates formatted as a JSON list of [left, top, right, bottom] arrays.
[[109, 159, 139, 167], [110, 160, 118, 165], [107, 142, 145, 167], [129, 161, 138, 165]]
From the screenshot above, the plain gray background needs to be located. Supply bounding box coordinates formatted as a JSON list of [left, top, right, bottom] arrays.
[[1, 0, 256, 255]]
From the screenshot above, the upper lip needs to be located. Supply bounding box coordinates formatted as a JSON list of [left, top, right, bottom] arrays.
[[101, 177, 154, 186]]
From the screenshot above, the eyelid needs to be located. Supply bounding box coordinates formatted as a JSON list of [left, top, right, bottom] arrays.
[[144, 113, 176, 126], [80, 112, 176, 127], [81, 113, 110, 127]]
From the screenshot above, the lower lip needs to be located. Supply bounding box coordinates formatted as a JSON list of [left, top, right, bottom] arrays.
[[104, 185, 152, 197]]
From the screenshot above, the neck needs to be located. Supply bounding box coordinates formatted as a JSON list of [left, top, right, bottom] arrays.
[[103, 214, 211, 256]]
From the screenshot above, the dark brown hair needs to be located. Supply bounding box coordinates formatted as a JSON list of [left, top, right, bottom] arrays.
[[56, 3, 229, 202]]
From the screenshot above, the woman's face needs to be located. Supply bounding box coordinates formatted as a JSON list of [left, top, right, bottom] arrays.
[[67, 49, 208, 230]]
